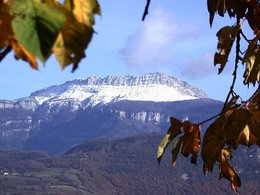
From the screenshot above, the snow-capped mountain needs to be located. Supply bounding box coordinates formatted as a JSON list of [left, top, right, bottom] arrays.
[[30, 72, 207, 108], [0, 72, 217, 154]]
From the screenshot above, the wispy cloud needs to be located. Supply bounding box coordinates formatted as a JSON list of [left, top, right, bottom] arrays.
[[119, 6, 199, 69], [179, 52, 216, 79]]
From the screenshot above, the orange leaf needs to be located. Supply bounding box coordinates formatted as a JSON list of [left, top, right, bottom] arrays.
[[12, 42, 38, 69]]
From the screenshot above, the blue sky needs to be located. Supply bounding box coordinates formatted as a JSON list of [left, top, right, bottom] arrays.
[[0, 0, 256, 101]]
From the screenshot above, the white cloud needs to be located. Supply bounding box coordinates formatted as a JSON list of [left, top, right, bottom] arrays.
[[179, 52, 216, 79], [120, 6, 199, 69]]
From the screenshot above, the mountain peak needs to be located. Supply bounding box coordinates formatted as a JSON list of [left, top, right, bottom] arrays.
[[30, 72, 207, 106]]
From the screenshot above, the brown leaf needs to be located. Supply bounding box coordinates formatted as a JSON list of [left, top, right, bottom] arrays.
[[219, 160, 241, 193], [243, 46, 260, 86], [202, 120, 225, 173], [214, 24, 241, 74], [248, 109, 260, 144], [225, 0, 237, 18], [207, 0, 218, 26], [246, 0, 260, 33], [223, 109, 252, 149], [223, 95, 239, 111], [181, 123, 201, 165], [0, 1, 13, 51], [217, 0, 226, 17]]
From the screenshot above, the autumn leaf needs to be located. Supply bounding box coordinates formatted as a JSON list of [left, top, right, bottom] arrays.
[[223, 95, 239, 111], [214, 24, 241, 74], [0, 1, 13, 50], [202, 120, 225, 173], [219, 148, 233, 162], [53, 0, 101, 71], [171, 136, 183, 167], [10, 0, 66, 63], [219, 160, 241, 193], [12, 42, 38, 69], [207, 0, 217, 26], [157, 117, 182, 165], [246, 0, 260, 33], [52, 12, 93, 70], [72, 0, 101, 26], [0, 0, 39, 68], [248, 109, 260, 144], [243, 46, 260, 86], [217, 0, 225, 17], [181, 122, 201, 164], [223, 109, 252, 149]]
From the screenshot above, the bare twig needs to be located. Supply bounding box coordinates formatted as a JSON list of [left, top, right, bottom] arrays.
[[142, 0, 151, 21], [222, 18, 241, 111]]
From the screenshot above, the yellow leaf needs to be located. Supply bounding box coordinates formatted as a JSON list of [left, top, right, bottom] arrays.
[[157, 117, 182, 164], [72, 0, 101, 26], [53, 0, 100, 71], [219, 148, 233, 162], [52, 7, 94, 70], [171, 136, 183, 167]]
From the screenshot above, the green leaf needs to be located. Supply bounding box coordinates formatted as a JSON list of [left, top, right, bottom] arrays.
[[10, 0, 66, 62], [171, 136, 183, 167], [157, 133, 171, 165]]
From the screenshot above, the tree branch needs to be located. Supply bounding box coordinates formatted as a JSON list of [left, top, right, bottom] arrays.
[[0, 46, 12, 62], [222, 19, 241, 111], [142, 0, 151, 21]]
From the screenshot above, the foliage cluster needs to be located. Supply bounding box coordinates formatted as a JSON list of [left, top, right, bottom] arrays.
[[157, 0, 260, 193], [0, 0, 100, 71]]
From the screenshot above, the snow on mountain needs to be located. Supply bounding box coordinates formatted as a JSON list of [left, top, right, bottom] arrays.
[[29, 72, 207, 108]]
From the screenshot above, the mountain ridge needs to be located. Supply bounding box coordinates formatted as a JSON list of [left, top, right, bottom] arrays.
[[29, 72, 207, 107], [0, 72, 217, 154]]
